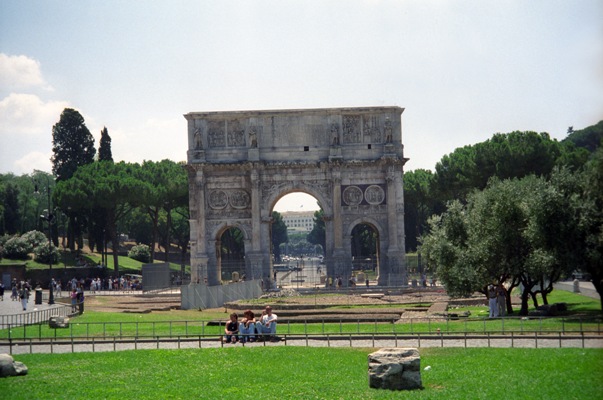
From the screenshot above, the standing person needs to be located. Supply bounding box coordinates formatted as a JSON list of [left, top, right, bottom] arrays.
[[487, 284, 498, 318], [0, 282, 4, 301], [19, 285, 29, 311], [239, 309, 256, 343], [11, 284, 18, 301], [224, 313, 239, 344], [56, 280, 62, 298], [255, 306, 278, 342], [70, 289, 78, 313], [497, 284, 507, 317]]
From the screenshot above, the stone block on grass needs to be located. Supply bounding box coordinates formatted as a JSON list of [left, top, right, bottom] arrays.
[[0, 354, 28, 377], [49, 316, 70, 328], [368, 348, 422, 391]]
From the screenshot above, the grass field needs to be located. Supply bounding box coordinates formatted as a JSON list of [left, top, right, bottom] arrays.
[[2, 347, 601, 399], [1, 289, 601, 340]]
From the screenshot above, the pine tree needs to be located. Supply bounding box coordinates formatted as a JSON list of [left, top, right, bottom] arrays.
[[98, 126, 113, 162], [51, 108, 96, 181]]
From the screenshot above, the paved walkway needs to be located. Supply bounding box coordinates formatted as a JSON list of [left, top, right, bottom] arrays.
[[554, 280, 598, 299], [2, 333, 602, 355], [0, 295, 65, 316]]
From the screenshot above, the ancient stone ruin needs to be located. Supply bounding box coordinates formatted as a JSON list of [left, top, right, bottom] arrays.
[[0, 354, 28, 378], [368, 347, 422, 390]]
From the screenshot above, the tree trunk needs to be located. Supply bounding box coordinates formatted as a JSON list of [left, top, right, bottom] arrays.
[[148, 207, 159, 263], [530, 292, 539, 309], [520, 288, 530, 316], [165, 208, 172, 263], [541, 291, 549, 305], [112, 230, 120, 277]]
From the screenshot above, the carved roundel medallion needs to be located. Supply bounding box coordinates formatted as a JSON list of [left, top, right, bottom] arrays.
[[208, 190, 228, 209], [343, 185, 363, 206], [364, 185, 385, 205], [229, 190, 250, 209]]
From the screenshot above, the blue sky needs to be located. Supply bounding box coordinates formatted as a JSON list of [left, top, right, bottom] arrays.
[[1, 1, 602, 211]]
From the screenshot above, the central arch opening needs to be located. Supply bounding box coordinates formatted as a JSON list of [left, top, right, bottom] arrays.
[[271, 192, 323, 288]]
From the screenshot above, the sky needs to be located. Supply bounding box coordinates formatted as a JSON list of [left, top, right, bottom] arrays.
[[1, 1, 602, 212]]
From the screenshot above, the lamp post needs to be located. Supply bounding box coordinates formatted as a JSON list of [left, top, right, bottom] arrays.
[[35, 175, 55, 305]]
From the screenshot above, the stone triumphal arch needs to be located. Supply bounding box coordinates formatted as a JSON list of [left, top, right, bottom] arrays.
[[185, 106, 409, 288]]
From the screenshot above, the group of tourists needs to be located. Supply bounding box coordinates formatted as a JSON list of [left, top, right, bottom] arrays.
[[223, 305, 279, 343], [4, 279, 32, 311], [487, 283, 507, 318]]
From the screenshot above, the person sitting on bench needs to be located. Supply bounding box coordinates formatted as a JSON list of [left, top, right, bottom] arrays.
[[255, 306, 278, 341], [239, 309, 256, 343], [224, 313, 239, 343]]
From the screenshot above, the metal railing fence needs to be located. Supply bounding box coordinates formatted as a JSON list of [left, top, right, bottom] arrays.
[[0, 304, 74, 329], [1, 315, 601, 341], [2, 331, 602, 355]]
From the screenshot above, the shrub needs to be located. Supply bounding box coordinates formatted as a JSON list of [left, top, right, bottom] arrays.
[[34, 243, 59, 265], [128, 244, 151, 263], [22, 230, 49, 249], [3, 236, 33, 260], [0, 234, 12, 247]]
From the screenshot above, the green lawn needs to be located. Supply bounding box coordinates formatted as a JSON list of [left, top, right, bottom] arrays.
[[2, 289, 600, 340], [2, 347, 601, 399]]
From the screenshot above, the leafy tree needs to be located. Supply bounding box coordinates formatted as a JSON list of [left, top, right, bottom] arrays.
[[403, 169, 434, 252], [121, 208, 154, 246], [422, 176, 581, 315], [563, 120, 603, 153], [51, 108, 96, 252], [138, 160, 188, 263], [98, 126, 113, 162], [576, 147, 603, 311], [169, 206, 190, 276], [271, 211, 288, 262], [421, 200, 474, 298], [2, 183, 21, 235], [54, 161, 151, 276], [51, 108, 96, 181], [307, 209, 325, 252], [431, 131, 580, 206], [88, 126, 114, 260]]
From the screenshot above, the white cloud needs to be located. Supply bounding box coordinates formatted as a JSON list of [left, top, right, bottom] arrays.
[[0, 53, 51, 91], [0, 93, 70, 174], [13, 151, 53, 175], [111, 117, 187, 165], [0, 93, 69, 136]]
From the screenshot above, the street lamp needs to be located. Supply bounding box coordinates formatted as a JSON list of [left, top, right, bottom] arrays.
[[35, 175, 55, 305]]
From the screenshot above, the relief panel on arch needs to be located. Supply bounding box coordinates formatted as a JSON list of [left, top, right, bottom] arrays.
[[208, 189, 251, 210], [341, 184, 386, 206]]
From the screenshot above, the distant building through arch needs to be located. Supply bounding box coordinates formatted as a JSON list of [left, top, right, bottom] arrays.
[[185, 106, 409, 290]]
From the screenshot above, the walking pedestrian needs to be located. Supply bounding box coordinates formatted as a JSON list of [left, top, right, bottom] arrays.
[[20, 285, 29, 311]]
